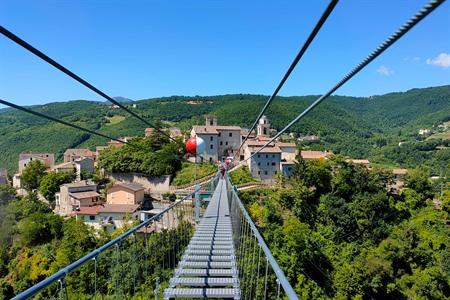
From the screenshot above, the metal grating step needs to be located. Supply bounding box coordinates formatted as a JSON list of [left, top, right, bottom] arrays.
[[191, 237, 232, 241], [188, 244, 233, 250], [175, 268, 236, 277], [164, 288, 240, 299], [179, 261, 235, 269], [186, 249, 233, 256], [183, 255, 234, 262], [189, 240, 233, 246], [192, 234, 232, 239], [169, 277, 238, 287]]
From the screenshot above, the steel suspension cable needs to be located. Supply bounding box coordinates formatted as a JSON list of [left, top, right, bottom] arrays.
[[0, 98, 129, 145], [0, 25, 180, 145], [238, 0, 339, 153], [246, 0, 445, 161]]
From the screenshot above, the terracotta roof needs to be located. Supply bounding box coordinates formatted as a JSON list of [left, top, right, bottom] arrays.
[[62, 180, 97, 188], [70, 191, 101, 200], [193, 125, 242, 134], [277, 142, 296, 148], [111, 182, 145, 192], [52, 162, 74, 170], [64, 148, 95, 157], [99, 204, 139, 213], [300, 150, 333, 160], [74, 157, 94, 163], [215, 125, 241, 131], [19, 153, 53, 160], [245, 140, 275, 147], [250, 146, 282, 153], [75, 206, 102, 215], [193, 126, 219, 134]]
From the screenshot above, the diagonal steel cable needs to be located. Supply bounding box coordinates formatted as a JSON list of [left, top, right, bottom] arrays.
[[245, 0, 445, 161], [238, 0, 339, 153]]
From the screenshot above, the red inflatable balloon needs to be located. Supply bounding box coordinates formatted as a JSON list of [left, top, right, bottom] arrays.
[[186, 136, 205, 155]]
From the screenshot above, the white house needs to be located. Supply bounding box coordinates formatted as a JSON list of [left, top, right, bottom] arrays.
[[75, 204, 139, 233]]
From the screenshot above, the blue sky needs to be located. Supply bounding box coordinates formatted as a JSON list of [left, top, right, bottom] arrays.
[[1, 0, 449, 106]]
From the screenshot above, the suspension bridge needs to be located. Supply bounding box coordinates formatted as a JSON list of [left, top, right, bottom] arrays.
[[1, 0, 445, 299], [11, 174, 298, 299]]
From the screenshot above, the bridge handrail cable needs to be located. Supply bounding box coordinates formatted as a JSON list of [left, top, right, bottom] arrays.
[[226, 175, 299, 299], [11, 186, 203, 300]]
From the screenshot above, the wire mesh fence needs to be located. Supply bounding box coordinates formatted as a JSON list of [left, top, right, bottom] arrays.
[[226, 175, 299, 300], [11, 185, 208, 300]]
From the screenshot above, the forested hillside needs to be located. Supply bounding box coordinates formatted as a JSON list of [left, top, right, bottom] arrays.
[[240, 157, 450, 299], [0, 85, 448, 175]]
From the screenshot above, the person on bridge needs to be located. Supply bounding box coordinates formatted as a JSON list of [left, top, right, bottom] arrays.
[[219, 163, 226, 178]]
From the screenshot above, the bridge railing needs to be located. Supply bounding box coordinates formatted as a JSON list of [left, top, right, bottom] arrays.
[[12, 176, 219, 300], [226, 175, 299, 300]]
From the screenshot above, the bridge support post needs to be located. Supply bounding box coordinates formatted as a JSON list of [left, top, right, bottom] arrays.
[[194, 184, 200, 223]]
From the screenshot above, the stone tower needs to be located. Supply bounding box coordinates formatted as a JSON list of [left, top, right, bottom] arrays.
[[257, 115, 270, 137], [205, 115, 218, 126]]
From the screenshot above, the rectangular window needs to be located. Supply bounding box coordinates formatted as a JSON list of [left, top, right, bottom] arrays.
[[225, 142, 228, 146], [229, 133, 232, 137], [264, 171, 268, 175], [272, 162, 275, 166], [267, 162, 269, 166], [275, 171, 277, 175], [210, 144, 213, 149], [89, 215, 95, 221], [218, 132, 221, 137], [210, 136, 213, 141], [272, 154, 275, 158], [220, 141, 223, 146], [258, 162, 260, 166], [257, 154, 260, 158], [266, 154, 268, 158], [258, 171, 260, 175]]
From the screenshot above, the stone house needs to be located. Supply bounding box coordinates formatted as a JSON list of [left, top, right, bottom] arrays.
[[54, 180, 100, 216], [52, 157, 95, 180], [191, 116, 242, 163], [64, 148, 96, 163], [18, 153, 55, 173]]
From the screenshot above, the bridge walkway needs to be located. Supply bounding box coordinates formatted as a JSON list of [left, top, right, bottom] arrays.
[[164, 178, 240, 299]]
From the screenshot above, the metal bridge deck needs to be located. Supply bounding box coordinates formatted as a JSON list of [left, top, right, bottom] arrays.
[[164, 178, 240, 299]]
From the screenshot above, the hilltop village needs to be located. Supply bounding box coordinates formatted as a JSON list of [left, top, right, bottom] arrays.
[[0, 115, 409, 233]]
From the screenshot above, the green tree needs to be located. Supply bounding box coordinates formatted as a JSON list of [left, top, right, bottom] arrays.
[[405, 168, 432, 199], [20, 160, 46, 191], [0, 184, 16, 206], [39, 171, 75, 205]]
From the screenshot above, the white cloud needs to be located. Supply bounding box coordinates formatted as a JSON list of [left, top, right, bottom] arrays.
[[426, 53, 450, 68], [376, 65, 394, 76]]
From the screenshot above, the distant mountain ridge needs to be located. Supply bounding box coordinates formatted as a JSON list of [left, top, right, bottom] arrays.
[[111, 96, 134, 103], [0, 85, 448, 174]]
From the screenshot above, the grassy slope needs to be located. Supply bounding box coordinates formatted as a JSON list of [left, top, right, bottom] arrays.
[[172, 162, 217, 186]]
